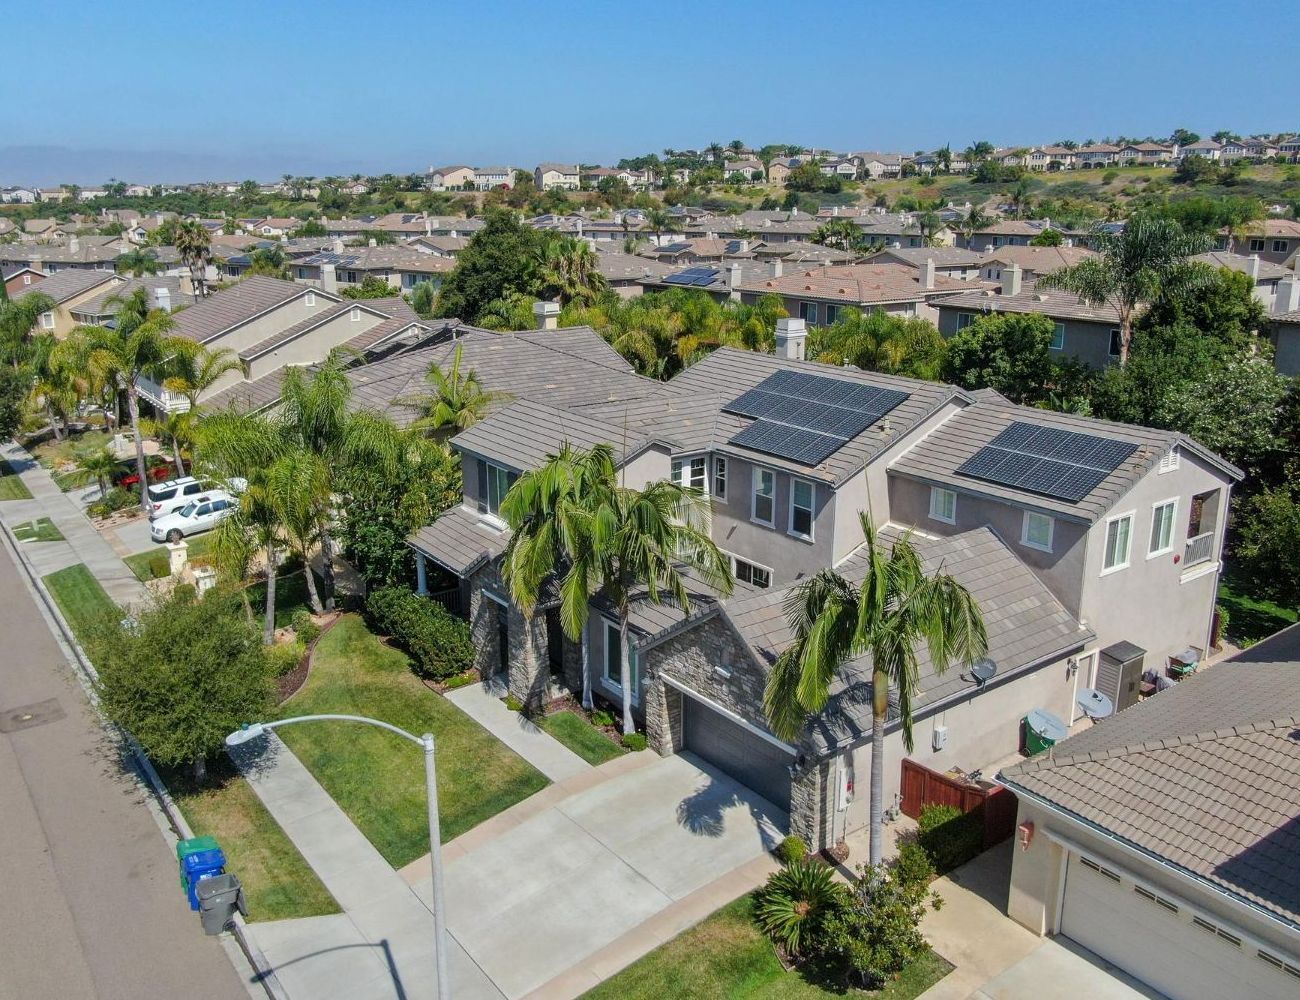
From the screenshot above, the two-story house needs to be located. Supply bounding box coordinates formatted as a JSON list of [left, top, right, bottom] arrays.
[[399, 316, 1238, 853], [533, 164, 580, 191], [736, 261, 977, 325]]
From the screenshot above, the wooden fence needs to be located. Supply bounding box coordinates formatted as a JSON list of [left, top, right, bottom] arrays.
[[900, 758, 1019, 848]]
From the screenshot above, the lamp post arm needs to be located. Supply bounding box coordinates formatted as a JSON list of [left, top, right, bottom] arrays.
[[262, 713, 427, 748]]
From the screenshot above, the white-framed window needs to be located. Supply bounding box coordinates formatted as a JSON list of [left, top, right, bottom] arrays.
[[824, 304, 840, 325], [713, 456, 727, 500], [1148, 498, 1178, 557], [350, 306, 361, 321], [799, 301, 819, 325], [751, 467, 775, 526], [1274, 240, 1289, 254], [928, 487, 956, 524], [602, 619, 639, 704], [1158, 448, 1179, 474], [789, 478, 815, 540], [1102, 511, 1134, 573], [39, 311, 54, 329], [1248, 238, 1265, 253], [671, 455, 707, 493], [1021, 511, 1054, 552], [1050, 323, 1065, 351], [957, 312, 975, 329], [1108, 329, 1122, 357], [305, 291, 315, 306], [474, 458, 517, 518], [734, 557, 771, 589]]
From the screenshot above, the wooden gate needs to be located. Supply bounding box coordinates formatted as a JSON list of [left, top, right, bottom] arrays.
[[900, 758, 1018, 848]]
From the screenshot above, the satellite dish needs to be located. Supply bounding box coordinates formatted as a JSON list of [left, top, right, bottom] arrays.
[[969, 657, 997, 686]]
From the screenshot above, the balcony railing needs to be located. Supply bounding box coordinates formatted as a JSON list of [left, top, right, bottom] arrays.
[[1185, 531, 1216, 567], [135, 375, 191, 413]]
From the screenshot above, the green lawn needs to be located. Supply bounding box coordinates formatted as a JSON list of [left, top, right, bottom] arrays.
[[125, 533, 216, 582], [540, 710, 627, 765], [1218, 565, 1297, 647], [43, 564, 119, 642], [279, 614, 549, 867], [164, 758, 339, 922], [248, 567, 324, 629], [0, 463, 33, 500], [13, 517, 64, 542], [583, 894, 952, 1000]]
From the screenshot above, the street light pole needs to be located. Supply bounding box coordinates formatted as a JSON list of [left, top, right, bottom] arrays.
[[227, 714, 451, 1000]]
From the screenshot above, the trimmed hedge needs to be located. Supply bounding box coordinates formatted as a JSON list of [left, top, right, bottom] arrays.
[[365, 586, 473, 681], [917, 803, 984, 873]]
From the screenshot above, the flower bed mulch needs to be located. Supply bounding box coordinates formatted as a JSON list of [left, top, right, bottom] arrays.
[[276, 612, 341, 703]]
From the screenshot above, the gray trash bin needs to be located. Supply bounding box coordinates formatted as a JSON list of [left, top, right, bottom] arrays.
[[197, 873, 247, 935]]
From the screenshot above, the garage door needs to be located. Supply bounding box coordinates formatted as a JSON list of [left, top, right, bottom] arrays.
[[682, 695, 791, 812], [1060, 852, 1296, 1000]]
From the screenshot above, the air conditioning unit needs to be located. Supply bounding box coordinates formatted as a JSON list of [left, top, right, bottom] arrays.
[[932, 725, 948, 752]]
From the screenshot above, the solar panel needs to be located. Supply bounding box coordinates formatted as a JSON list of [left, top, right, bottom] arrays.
[[955, 421, 1138, 503], [722, 371, 911, 467]]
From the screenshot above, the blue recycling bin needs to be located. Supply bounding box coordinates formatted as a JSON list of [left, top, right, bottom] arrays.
[[181, 847, 227, 911]]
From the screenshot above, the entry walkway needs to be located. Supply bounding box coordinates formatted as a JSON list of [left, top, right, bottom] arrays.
[[0, 441, 148, 608], [444, 682, 590, 783]]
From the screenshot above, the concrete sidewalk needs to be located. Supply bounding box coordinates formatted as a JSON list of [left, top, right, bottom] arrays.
[[231, 733, 504, 1000], [445, 682, 591, 783], [0, 441, 148, 608]]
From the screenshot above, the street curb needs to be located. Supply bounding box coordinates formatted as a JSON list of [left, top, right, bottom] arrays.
[[0, 515, 290, 1000]]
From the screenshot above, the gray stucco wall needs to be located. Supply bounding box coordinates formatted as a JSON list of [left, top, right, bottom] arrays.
[[936, 308, 1118, 370]]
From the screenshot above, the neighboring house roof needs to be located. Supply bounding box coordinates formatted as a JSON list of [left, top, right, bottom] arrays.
[[873, 247, 985, 268], [934, 285, 1124, 325], [171, 275, 313, 344], [972, 220, 1056, 237], [718, 526, 1092, 751], [1194, 251, 1290, 280], [71, 275, 186, 318], [3, 235, 125, 264], [751, 241, 857, 264], [1000, 623, 1300, 929], [203, 367, 293, 414], [594, 252, 678, 282], [297, 245, 454, 275], [409, 505, 507, 576], [11, 268, 120, 305], [737, 262, 974, 305], [890, 395, 1240, 522], [981, 245, 1097, 272], [536, 163, 579, 175]]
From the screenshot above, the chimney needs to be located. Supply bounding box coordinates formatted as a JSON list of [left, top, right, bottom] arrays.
[[1276, 275, 1300, 314], [321, 262, 338, 293], [727, 262, 743, 301], [153, 286, 171, 313], [1005, 262, 1023, 297], [69, 236, 80, 254], [424, 214, 432, 236], [576, 219, 583, 238], [368, 237, 377, 247], [921, 257, 936, 290], [737, 239, 749, 254], [790, 206, 798, 217], [533, 300, 560, 331], [772, 259, 783, 278], [332, 237, 345, 254], [832, 205, 840, 217], [179, 272, 194, 297], [1248, 253, 1261, 280], [774, 318, 807, 361]]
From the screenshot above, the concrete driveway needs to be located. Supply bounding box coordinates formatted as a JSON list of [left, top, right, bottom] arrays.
[[412, 752, 786, 999]]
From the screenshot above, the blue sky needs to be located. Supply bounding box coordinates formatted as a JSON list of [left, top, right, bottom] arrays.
[[1, 0, 1294, 184]]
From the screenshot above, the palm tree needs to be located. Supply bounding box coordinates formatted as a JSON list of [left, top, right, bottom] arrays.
[[175, 220, 213, 299], [70, 289, 196, 508], [116, 248, 161, 276], [644, 207, 680, 246], [763, 516, 987, 866], [142, 409, 195, 478], [706, 142, 725, 163], [263, 449, 332, 614], [501, 443, 612, 709], [398, 343, 508, 437], [0, 291, 56, 368], [164, 344, 241, 412], [536, 237, 608, 306], [915, 211, 945, 247], [77, 447, 121, 499], [956, 205, 993, 247], [25, 333, 79, 439], [475, 291, 539, 332], [1036, 214, 1214, 364]]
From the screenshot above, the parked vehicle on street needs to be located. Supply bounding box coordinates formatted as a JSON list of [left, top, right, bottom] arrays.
[[149, 492, 239, 543]]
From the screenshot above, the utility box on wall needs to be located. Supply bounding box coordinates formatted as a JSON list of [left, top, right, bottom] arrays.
[[932, 724, 948, 752]]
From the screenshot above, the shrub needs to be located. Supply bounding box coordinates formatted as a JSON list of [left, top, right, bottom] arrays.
[[504, 694, 524, 712], [591, 709, 615, 728], [754, 859, 849, 958], [365, 586, 473, 680], [88, 486, 137, 518], [1101, 169, 1119, 184], [822, 860, 942, 988], [892, 837, 937, 890], [266, 640, 306, 677], [290, 608, 320, 646], [917, 803, 984, 872], [621, 732, 647, 751], [776, 835, 809, 866]]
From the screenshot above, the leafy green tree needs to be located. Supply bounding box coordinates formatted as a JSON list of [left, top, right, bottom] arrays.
[[763, 516, 987, 866], [407, 280, 437, 319], [245, 245, 290, 279], [811, 308, 946, 380], [0, 291, 55, 367], [1036, 215, 1213, 364], [1170, 127, 1201, 147], [339, 275, 395, 299], [1090, 322, 1231, 427], [476, 290, 539, 331], [1136, 265, 1264, 347], [435, 210, 544, 322], [1158, 354, 1288, 473], [90, 585, 275, 783], [291, 219, 328, 238], [0, 366, 25, 439], [941, 311, 1054, 403], [1029, 228, 1064, 246], [811, 219, 864, 253], [1233, 482, 1300, 610]]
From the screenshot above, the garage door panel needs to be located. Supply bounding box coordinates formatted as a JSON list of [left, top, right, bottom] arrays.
[[682, 696, 791, 812], [1061, 852, 1295, 1000]]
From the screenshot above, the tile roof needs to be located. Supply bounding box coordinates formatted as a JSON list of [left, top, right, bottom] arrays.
[[890, 396, 1238, 522], [12, 268, 121, 305], [737, 262, 973, 305], [1000, 623, 1300, 927], [1194, 251, 1290, 281], [71, 275, 186, 317], [171, 275, 310, 344], [203, 367, 291, 414], [981, 245, 1097, 272], [934, 285, 1123, 325], [718, 526, 1092, 750], [873, 247, 985, 268], [408, 504, 508, 575]]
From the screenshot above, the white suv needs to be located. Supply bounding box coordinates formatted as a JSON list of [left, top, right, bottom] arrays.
[[150, 492, 239, 543], [147, 475, 247, 520]]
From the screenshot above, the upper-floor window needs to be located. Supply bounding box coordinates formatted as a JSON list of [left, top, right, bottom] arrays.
[[713, 457, 727, 500], [1248, 239, 1265, 253], [1158, 448, 1179, 474], [1021, 511, 1054, 552], [298, 267, 308, 279], [752, 467, 775, 526], [671, 455, 707, 493], [1274, 240, 1289, 253], [957, 312, 975, 329], [1050, 323, 1065, 351], [929, 487, 956, 524], [824, 305, 839, 325], [1109, 329, 1122, 358], [789, 479, 815, 540], [1102, 511, 1134, 573], [474, 458, 517, 518], [734, 557, 771, 589], [1149, 499, 1178, 557], [799, 301, 819, 325]]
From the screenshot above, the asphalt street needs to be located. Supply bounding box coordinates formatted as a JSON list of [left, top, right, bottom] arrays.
[[0, 539, 251, 1000]]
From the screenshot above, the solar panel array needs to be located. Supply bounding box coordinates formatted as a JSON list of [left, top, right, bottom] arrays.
[[303, 251, 363, 266], [722, 370, 911, 467], [657, 242, 691, 253], [664, 267, 720, 287], [955, 422, 1138, 503]]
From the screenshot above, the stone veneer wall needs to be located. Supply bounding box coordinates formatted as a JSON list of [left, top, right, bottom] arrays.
[[467, 560, 552, 711]]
